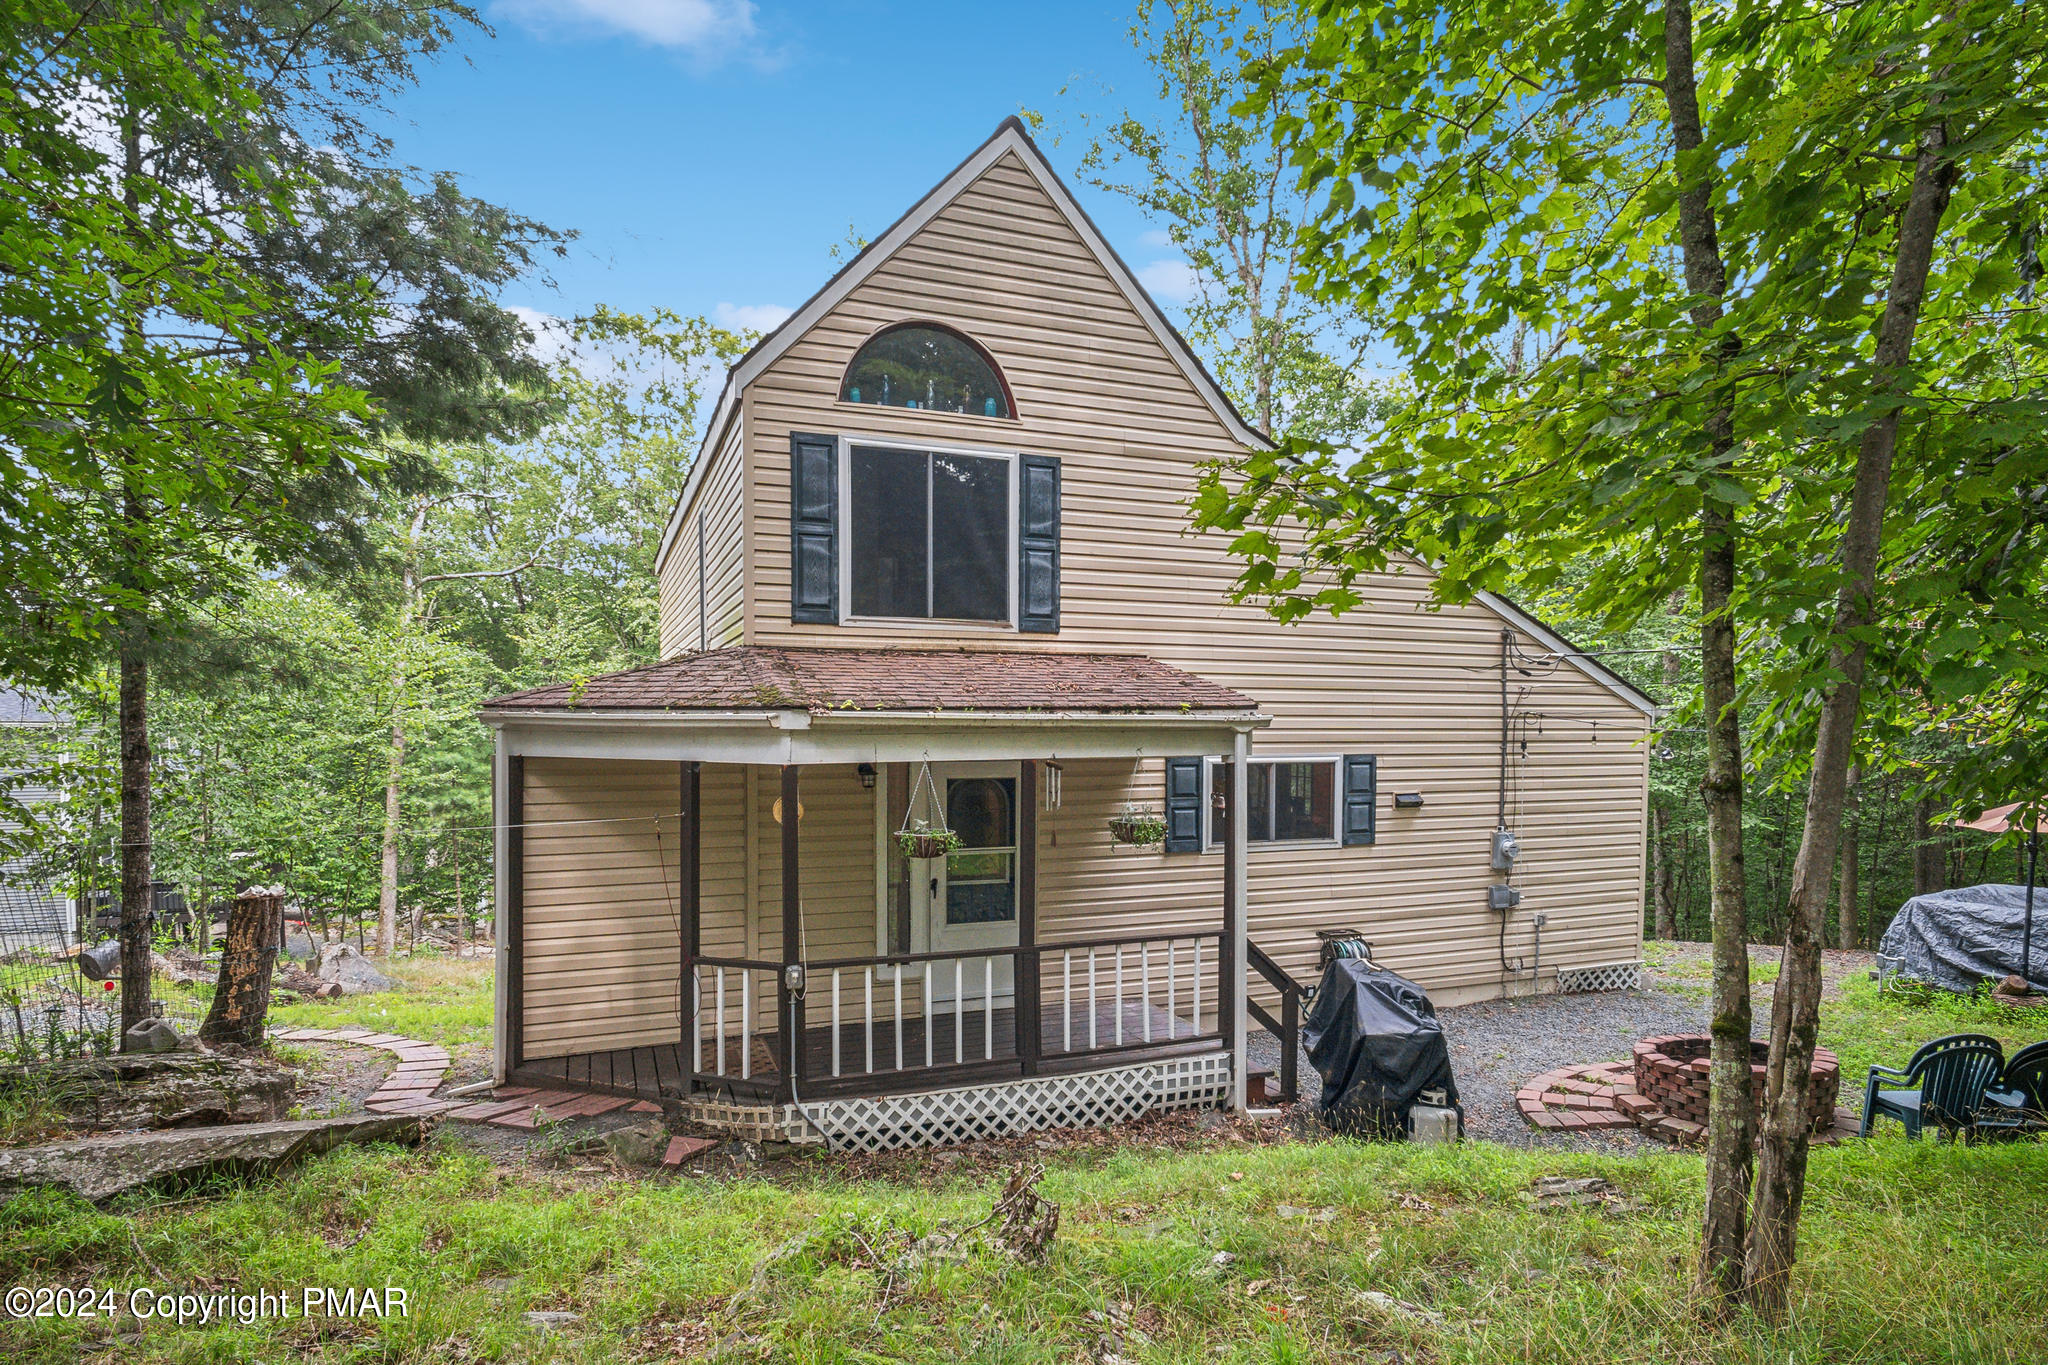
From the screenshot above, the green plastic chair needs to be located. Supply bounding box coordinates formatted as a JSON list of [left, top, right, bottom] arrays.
[[1859, 1034, 2005, 1139], [1978, 1040, 2048, 1140]]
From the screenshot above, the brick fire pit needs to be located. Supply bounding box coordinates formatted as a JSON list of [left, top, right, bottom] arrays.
[[1516, 1037, 1855, 1146], [1630, 1035, 1840, 1138]]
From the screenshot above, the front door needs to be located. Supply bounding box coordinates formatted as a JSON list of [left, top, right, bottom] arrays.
[[914, 762, 1019, 1004]]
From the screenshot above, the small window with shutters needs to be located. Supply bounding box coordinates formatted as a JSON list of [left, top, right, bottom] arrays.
[[1182, 754, 1374, 850]]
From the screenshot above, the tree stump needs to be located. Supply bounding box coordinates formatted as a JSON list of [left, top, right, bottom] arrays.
[[199, 887, 284, 1048]]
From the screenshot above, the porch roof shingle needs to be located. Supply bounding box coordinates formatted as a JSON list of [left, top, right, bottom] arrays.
[[481, 646, 1257, 716]]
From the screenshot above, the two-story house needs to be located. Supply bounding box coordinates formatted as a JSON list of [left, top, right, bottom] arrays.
[[479, 120, 1656, 1150]]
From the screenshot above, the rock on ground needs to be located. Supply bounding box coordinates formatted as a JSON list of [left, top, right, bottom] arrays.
[[121, 1019, 182, 1054], [0, 1051, 295, 1132], [0, 1113, 430, 1203], [315, 943, 403, 995]]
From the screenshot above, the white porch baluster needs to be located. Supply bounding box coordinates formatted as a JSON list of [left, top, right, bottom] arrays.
[[831, 969, 842, 1078], [1166, 941, 1178, 1040], [1062, 950, 1072, 1053], [690, 965, 702, 1072], [1088, 949, 1098, 1050], [739, 970, 752, 1081], [1141, 943, 1152, 1043], [1192, 938, 1203, 1037], [1114, 946, 1124, 1045], [893, 966, 904, 1071], [715, 967, 727, 1076], [924, 962, 934, 1069], [954, 959, 965, 1065], [864, 968, 875, 1074], [983, 956, 994, 1060]]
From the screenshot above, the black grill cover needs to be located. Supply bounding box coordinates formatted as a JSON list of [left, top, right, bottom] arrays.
[[1302, 958, 1461, 1138]]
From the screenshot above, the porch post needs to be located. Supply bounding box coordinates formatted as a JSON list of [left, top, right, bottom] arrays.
[[779, 764, 803, 1095], [505, 750, 525, 1076], [1227, 728, 1250, 1110], [679, 761, 700, 1085], [1017, 759, 1040, 1077], [490, 733, 511, 1084]]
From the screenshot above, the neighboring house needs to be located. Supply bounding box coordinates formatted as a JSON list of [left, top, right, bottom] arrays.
[[479, 120, 1656, 1149], [0, 687, 75, 947]]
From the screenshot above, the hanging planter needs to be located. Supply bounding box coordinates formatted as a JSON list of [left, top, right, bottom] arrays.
[[1107, 804, 1167, 848], [895, 760, 958, 860], [897, 820, 963, 862]]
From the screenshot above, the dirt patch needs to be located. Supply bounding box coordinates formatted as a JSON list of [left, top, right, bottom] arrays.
[[275, 1041, 392, 1120]]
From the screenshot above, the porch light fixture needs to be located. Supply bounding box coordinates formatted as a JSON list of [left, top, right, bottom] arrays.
[[1394, 792, 1426, 809], [856, 762, 877, 789]]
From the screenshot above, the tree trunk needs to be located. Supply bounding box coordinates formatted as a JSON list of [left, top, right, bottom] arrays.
[[378, 701, 404, 957], [117, 605, 154, 1042], [1697, 503, 1755, 1305], [199, 888, 283, 1048], [1744, 113, 1958, 1323], [1836, 768, 1860, 949], [1913, 793, 1943, 895], [1662, 0, 1752, 1309], [113, 110, 155, 1047], [1652, 805, 1679, 940]]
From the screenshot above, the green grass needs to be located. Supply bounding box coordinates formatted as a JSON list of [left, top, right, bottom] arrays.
[[1822, 974, 2048, 1086], [268, 952, 494, 1054], [0, 1129, 2042, 1363]]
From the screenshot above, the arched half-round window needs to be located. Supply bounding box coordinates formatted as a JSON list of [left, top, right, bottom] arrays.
[[839, 323, 1012, 418]]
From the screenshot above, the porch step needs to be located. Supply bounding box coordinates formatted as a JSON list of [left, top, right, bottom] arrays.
[[1246, 1068, 1277, 1105]]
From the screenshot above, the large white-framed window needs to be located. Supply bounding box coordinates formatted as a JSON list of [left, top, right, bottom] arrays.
[[836, 435, 1018, 628], [1202, 755, 1342, 849]]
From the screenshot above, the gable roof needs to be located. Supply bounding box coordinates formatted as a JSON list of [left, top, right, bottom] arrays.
[[655, 117, 1270, 573], [644, 122, 1660, 722]]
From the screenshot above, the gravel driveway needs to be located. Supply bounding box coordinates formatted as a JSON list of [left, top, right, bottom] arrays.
[[1249, 943, 1876, 1153]]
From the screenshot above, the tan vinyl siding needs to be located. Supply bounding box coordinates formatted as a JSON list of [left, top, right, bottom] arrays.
[[520, 757, 683, 1058], [752, 765, 878, 968], [657, 417, 746, 659], [707, 149, 1648, 1003]]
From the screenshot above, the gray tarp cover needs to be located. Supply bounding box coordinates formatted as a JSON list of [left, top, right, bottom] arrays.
[[1878, 883, 2048, 993]]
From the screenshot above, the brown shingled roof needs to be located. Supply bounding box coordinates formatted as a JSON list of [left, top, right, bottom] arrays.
[[482, 646, 1257, 715]]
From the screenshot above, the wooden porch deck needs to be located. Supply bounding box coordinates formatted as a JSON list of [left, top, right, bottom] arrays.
[[510, 998, 1221, 1102]]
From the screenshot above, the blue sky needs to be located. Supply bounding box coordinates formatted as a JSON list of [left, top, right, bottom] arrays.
[[382, 1, 1188, 338]]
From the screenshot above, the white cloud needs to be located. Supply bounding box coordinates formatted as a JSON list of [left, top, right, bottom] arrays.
[[1138, 228, 1175, 249], [494, 0, 756, 52], [1136, 258, 1199, 303], [712, 301, 793, 333], [508, 304, 577, 364]]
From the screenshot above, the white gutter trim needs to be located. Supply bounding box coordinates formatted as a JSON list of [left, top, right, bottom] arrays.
[[1471, 589, 1661, 718]]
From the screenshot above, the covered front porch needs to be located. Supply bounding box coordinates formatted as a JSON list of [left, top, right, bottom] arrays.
[[482, 646, 1267, 1148]]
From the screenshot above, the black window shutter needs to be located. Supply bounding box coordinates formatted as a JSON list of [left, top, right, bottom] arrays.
[[789, 431, 838, 624], [1341, 754, 1378, 846], [1017, 454, 1060, 633], [1163, 756, 1204, 853]]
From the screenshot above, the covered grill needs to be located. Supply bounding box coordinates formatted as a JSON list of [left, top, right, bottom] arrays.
[[1302, 956, 1463, 1139]]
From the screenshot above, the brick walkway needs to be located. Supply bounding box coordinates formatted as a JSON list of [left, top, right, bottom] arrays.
[[275, 1026, 660, 1130]]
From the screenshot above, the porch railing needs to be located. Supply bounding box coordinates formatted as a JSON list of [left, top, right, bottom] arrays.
[[685, 930, 1225, 1098], [1043, 931, 1222, 1058]]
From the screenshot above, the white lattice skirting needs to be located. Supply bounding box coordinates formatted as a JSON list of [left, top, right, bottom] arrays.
[[681, 1052, 1234, 1153], [1556, 961, 1644, 993]]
